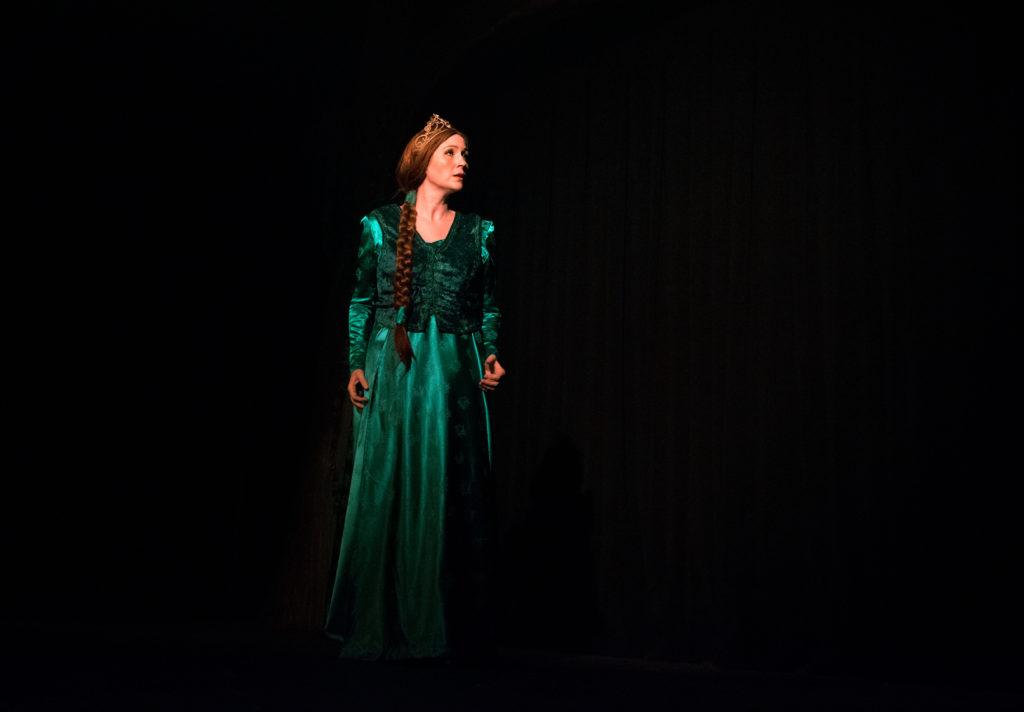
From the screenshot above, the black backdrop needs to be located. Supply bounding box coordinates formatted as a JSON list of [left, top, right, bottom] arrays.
[[8, 0, 1019, 689]]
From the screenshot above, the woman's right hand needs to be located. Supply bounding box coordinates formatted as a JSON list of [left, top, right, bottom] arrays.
[[348, 369, 369, 410]]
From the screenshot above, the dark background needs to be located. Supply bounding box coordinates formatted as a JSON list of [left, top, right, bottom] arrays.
[[7, 0, 1019, 692]]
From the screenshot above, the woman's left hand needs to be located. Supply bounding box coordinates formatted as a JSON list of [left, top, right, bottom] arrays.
[[479, 354, 505, 391]]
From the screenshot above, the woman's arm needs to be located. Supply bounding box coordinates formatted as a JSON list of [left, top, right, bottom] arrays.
[[480, 219, 500, 359], [347, 214, 379, 373]]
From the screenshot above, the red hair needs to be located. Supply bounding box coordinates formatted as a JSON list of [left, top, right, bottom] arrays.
[[390, 121, 468, 369]]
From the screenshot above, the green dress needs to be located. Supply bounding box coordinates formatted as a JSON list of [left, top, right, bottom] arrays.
[[324, 203, 501, 660]]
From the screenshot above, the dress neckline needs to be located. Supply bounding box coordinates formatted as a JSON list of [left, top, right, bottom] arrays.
[[415, 211, 459, 247]]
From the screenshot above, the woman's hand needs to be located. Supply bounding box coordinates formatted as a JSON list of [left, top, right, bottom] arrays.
[[479, 355, 505, 391], [348, 369, 369, 410]]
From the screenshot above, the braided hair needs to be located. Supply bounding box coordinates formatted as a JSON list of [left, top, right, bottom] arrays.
[[391, 118, 467, 369]]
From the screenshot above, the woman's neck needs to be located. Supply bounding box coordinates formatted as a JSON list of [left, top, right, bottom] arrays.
[[414, 185, 451, 221]]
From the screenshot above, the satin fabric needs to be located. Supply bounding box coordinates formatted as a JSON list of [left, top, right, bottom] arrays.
[[324, 314, 496, 660], [346, 204, 500, 372]]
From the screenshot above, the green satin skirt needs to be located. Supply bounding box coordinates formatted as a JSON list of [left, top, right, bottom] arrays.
[[324, 315, 497, 660]]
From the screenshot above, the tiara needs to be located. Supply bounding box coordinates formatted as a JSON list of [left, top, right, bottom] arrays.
[[412, 113, 454, 149]]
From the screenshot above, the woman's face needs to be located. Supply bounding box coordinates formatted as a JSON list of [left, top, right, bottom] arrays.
[[424, 133, 469, 194]]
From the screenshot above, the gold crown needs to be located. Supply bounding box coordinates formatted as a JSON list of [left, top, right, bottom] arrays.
[[412, 113, 454, 149]]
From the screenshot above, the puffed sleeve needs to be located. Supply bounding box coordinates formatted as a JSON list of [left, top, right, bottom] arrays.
[[347, 214, 380, 372], [480, 218, 500, 359]]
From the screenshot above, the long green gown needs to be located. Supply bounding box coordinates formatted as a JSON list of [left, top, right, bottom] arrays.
[[324, 203, 501, 660]]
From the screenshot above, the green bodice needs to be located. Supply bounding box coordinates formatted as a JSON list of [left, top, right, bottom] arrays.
[[347, 203, 500, 371]]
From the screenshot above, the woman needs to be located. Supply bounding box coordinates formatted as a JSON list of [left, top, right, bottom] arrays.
[[324, 114, 507, 661]]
